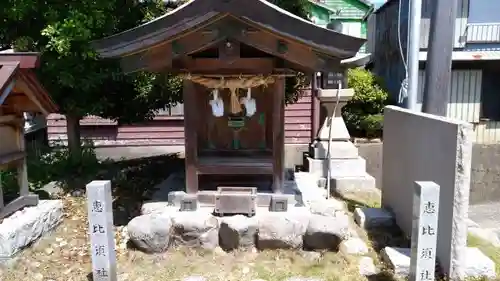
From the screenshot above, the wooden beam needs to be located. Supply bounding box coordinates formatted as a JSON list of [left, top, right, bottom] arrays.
[[3, 94, 41, 113], [0, 114, 23, 127], [0, 151, 25, 167], [10, 77, 50, 115], [0, 79, 15, 105], [0, 195, 39, 220], [120, 29, 222, 74], [218, 19, 341, 72], [218, 39, 240, 60], [17, 124, 29, 196], [271, 77, 285, 194], [174, 58, 276, 74], [183, 79, 199, 194]]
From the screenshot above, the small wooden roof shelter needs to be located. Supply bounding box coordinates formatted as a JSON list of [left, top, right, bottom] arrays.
[[0, 51, 57, 219], [92, 0, 365, 198], [92, 0, 365, 74]]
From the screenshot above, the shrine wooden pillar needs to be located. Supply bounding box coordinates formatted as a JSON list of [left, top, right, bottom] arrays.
[[183, 79, 199, 194], [272, 77, 285, 193]]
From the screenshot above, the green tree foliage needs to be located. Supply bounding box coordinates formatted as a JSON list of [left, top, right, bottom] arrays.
[[342, 68, 388, 138], [271, 0, 311, 19], [0, 0, 180, 154], [0, 0, 311, 155], [270, 0, 312, 103]]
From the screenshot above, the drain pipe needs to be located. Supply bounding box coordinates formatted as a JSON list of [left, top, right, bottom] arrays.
[[325, 82, 342, 199]]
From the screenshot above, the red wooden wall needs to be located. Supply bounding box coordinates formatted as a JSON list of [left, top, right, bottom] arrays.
[[47, 90, 313, 146]]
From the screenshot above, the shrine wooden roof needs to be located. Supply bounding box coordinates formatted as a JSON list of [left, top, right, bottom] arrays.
[[0, 52, 58, 115], [91, 0, 366, 74]]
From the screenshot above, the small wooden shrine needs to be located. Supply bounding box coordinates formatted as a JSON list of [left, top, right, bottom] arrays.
[[92, 0, 364, 204], [0, 52, 58, 219]]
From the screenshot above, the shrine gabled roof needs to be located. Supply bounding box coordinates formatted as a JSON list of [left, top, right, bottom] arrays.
[[0, 52, 58, 114], [92, 0, 366, 60]]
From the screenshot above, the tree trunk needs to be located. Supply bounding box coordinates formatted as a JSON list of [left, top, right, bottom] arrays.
[[66, 115, 81, 157]]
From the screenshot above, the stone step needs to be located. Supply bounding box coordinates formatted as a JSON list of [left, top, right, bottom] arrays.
[[307, 157, 367, 178], [310, 141, 359, 159]]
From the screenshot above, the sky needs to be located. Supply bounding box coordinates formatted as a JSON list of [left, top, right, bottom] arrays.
[[370, 0, 386, 8]]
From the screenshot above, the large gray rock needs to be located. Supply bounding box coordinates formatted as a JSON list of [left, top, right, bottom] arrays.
[[219, 215, 257, 251], [308, 198, 346, 217], [0, 200, 63, 259], [380, 247, 410, 277], [141, 202, 178, 215], [358, 257, 377, 276], [127, 213, 173, 253], [171, 211, 219, 250], [303, 213, 351, 250], [257, 210, 310, 249], [339, 238, 369, 255]]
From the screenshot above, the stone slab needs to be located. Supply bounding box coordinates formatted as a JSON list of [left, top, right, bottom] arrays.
[[0, 200, 63, 260], [464, 247, 496, 279], [307, 157, 367, 178], [382, 105, 473, 279], [310, 141, 358, 159], [331, 174, 377, 197], [354, 207, 394, 229], [381, 247, 411, 277]]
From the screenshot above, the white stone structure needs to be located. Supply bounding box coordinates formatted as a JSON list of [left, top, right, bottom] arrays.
[[307, 88, 376, 197], [86, 180, 117, 281], [409, 181, 440, 281]]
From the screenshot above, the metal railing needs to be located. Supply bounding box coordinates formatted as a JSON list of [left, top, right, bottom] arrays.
[[465, 23, 500, 43]]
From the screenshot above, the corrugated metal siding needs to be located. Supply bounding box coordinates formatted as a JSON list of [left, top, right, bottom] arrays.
[[373, 0, 470, 103], [366, 13, 376, 54], [416, 69, 482, 122], [374, 0, 469, 53], [373, 0, 407, 102], [47, 91, 313, 146]]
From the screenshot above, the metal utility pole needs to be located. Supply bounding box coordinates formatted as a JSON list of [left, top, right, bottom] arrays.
[[407, 0, 422, 111], [421, 0, 457, 116]]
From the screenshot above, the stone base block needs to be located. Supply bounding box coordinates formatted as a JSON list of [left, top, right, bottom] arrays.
[[331, 174, 378, 197], [354, 207, 394, 229], [307, 157, 367, 178], [310, 141, 358, 159], [380, 247, 410, 277], [381, 247, 496, 279], [0, 200, 63, 260], [130, 199, 362, 253]]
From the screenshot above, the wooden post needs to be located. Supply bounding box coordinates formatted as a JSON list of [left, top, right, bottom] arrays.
[[16, 118, 29, 196], [0, 172, 3, 209], [272, 77, 285, 193], [311, 73, 320, 140], [183, 79, 199, 194]]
